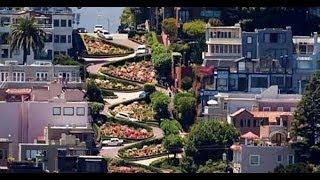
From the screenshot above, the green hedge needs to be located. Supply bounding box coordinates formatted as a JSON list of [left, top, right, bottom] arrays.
[[93, 123, 101, 142], [118, 138, 167, 160], [101, 55, 151, 68], [149, 157, 185, 173], [108, 158, 163, 173]]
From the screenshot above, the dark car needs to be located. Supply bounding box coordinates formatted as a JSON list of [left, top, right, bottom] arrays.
[[77, 28, 87, 33]]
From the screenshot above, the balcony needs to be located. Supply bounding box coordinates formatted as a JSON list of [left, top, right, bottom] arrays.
[[203, 52, 242, 60]]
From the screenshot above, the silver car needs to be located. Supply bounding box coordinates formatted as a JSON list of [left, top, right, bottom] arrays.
[[102, 138, 124, 146]]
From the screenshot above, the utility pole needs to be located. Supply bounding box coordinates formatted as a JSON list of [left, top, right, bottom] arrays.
[[107, 18, 110, 32]]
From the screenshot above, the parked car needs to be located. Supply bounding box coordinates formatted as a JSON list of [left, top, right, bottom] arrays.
[[77, 28, 87, 33], [135, 45, 148, 55], [115, 112, 138, 122], [99, 29, 113, 40], [93, 25, 103, 33], [102, 138, 124, 146]]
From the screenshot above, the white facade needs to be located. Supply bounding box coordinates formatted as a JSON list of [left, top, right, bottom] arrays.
[[0, 7, 74, 65]]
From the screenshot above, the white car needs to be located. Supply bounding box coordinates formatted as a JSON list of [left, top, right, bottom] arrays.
[[102, 138, 124, 146], [100, 29, 113, 40], [115, 112, 138, 122], [135, 45, 148, 55], [93, 25, 103, 33]]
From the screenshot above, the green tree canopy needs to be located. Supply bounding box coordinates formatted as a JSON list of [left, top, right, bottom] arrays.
[[185, 120, 240, 164], [120, 7, 134, 27], [150, 91, 170, 120], [160, 119, 182, 136], [85, 80, 104, 104], [169, 43, 189, 54], [89, 102, 104, 116], [274, 163, 314, 173], [53, 54, 80, 65], [163, 134, 184, 158], [10, 17, 46, 65], [291, 71, 320, 164], [146, 31, 158, 46], [161, 18, 178, 40], [182, 19, 206, 38], [143, 83, 156, 94], [151, 43, 168, 56], [173, 92, 196, 129], [196, 160, 227, 173]]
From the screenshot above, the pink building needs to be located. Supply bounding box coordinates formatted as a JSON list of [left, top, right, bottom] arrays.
[[0, 83, 90, 159]]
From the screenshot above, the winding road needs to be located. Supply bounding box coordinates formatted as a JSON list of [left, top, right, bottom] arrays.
[[85, 33, 164, 160]]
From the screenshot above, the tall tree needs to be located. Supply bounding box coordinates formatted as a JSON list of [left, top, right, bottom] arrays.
[[10, 17, 46, 65], [150, 91, 170, 120], [185, 120, 240, 164], [120, 7, 134, 28], [291, 71, 320, 164], [161, 18, 178, 41], [174, 92, 196, 130]]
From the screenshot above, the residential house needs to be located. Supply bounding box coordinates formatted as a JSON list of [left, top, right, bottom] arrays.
[[201, 85, 300, 120], [0, 7, 74, 65], [230, 139, 295, 173], [19, 125, 95, 172], [0, 82, 90, 159], [292, 32, 320, 93]]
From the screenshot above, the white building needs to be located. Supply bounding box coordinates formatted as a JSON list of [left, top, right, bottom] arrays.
[[0, 7, 74, 65]]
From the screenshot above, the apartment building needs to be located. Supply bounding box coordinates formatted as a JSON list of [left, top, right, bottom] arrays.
[[292, 32, 320, 93], [0, 7, 74, 65], [202, 23, 242, 71], [19, 125, 95, 172], [201, 85, 300, 120], [0, 82, 90, 159], [0, 61, 83, 89]]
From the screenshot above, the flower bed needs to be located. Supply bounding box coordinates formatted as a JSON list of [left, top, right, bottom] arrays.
[[100, 122, 153, 140], [111, 101, 156, 122], [90, 78, 141, 92], [81, 34, 133, 56], [118, 138, 167, 160], [101, 61, 157, 84]]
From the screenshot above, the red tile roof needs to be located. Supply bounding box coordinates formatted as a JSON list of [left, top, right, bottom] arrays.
[[250, 111, 293, 123], [229, 108, 247, 117], [241, 132, 259, 140]]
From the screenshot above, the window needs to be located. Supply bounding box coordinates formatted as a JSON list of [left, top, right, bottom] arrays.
[[263, 107, 271, 111], [54, 19, 59, 27], [277, 155, 283, 163], [68, 19, 72, 27], [270, 33, 278, 43], [247, 119, 251, 127], [36, 72, 48, 81], [12, 72, 24, 82], [253, 120, 256, 127], [288, 155, 294, 165], [264, 33, 270, 43], [68, 35, 71, 43], [61, 20, 67, 27], [228, 32, 231, 38], [76, 107, 85, 116], [249, 155, 260, 166], [0, 149, 3, 159], [246, 51, 252, 58], [63, 107, 74, 116], [247, 36, 252, 43], [210, 32, 213, 38], [53, 107, 61, 115], [60, 35, 66, 43], [277, 107, 284, 112], [54, 35, 59, 43], [240, 119, 243, 127], [219, 45, 223, 53], [1, 49, 8, 58], [0, 72, 8, 82], [223, 102, 228, 110], [223, 45, 228, 53], [228, 45, 232, 53], [278, 33, 285, 43], [217, 78, 227, 86], [251, 77, 268, 88]]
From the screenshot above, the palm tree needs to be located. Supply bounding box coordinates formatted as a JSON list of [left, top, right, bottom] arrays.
[[10, 17, 46, 65]]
